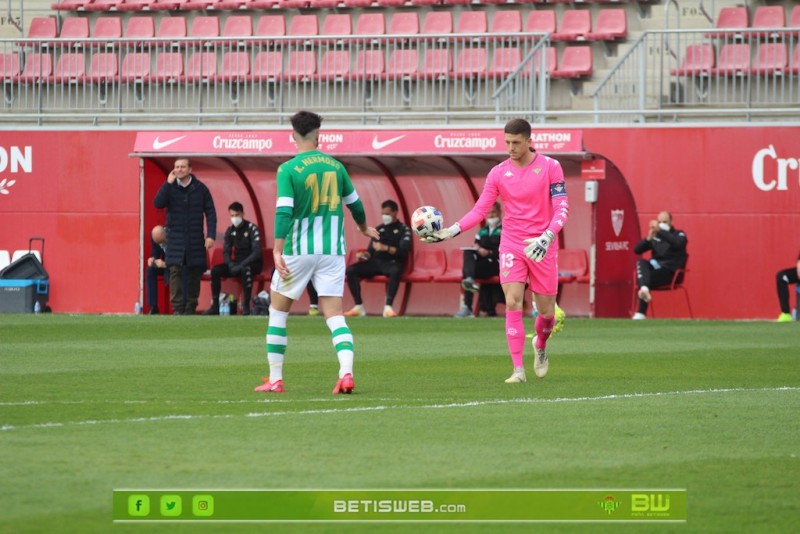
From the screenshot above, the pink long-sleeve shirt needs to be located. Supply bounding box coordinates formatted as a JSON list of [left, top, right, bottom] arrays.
[[458, 152, 569, 251]]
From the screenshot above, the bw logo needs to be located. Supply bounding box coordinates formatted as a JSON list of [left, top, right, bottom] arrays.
[[631, 494, 670, 513]]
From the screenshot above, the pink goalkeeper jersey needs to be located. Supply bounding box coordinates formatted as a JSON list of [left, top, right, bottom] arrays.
[[458, 152, 569, 250]]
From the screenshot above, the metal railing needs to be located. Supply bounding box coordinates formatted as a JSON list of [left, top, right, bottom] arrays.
[[0, 32, 550, 126], [592, 28, 800, 123]]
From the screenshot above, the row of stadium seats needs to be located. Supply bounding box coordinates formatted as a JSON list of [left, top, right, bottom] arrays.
[[50, 0, 644, 12], [26, 9, 627, 44], [1, 45, 592, 83], [711, 5, 800, 37], [672, 42, 800, 77]]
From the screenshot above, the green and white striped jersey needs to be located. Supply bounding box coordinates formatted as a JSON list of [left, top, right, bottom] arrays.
[[275, 149, 365, 256]]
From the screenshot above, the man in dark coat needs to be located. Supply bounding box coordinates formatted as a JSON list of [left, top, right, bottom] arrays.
[[153, 158, 217, 315]]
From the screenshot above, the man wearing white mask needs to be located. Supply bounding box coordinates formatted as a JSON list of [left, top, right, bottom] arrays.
[[204, 201, 263, 316], [632, 210, 688, 320], [345, 199, 412, 317], [455, 202, 504, 318]]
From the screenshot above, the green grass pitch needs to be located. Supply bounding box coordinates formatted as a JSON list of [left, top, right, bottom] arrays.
[[1, 314, 799, 533]]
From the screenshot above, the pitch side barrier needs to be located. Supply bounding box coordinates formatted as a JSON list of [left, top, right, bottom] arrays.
[[134, 128, 639, 317], [1, 32, 549, 126], [592, 28, 800, 123]]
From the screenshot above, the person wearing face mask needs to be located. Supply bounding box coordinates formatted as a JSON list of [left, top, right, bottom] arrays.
[[632, 211, 688, 320], [203, 202, 263, 316], [455, 203, 504, 318], [344, 199, 412, 317]]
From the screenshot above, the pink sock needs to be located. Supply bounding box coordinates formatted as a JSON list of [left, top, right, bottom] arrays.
[[535, 315, 555, 349], [505, 310, 525, 368]]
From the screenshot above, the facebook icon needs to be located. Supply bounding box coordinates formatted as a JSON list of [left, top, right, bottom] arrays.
[[128, 495, 150, 516]]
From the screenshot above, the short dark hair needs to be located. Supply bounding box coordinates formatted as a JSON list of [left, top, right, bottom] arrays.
[[228, 201, 244, 212], [504, 118, 531, 138], [381, 199, 399, 212], [175, 157, 192, 167], [291, 111, 323, 138]]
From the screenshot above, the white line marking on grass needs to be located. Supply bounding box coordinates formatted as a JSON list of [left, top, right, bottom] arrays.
[[1, 387, 797, 432]]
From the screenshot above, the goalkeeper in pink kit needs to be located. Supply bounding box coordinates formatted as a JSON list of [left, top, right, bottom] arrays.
[[425, 119, 569, 383]]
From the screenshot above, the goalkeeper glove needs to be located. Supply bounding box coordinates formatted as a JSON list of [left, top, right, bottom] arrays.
[[523, 230, 555, 262], [422, 223, 461, 243]]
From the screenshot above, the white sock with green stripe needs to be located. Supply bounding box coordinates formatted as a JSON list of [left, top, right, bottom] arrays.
[[266, 307, 288, 382], [326, 315, 354, 378]]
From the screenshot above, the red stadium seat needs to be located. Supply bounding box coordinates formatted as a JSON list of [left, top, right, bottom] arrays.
[[148, 51, 184, 83], [53, 52, 85, 83], [435, 248, 463, 284], [314, 0, 341, 7], [157, 17, 187, 43], [18, 53, 53, 83], [216, 0, 255, 9], [249, 51, 282, 81], [491, 10, 522, 35], [120, 52, 150, 82], [552, 10, 591, 42], [256, 15, 286, 42], [343, 0, 373, 6], [422, 11, 453, 37], [183, 0, 220, 9], [250, 0, 278, 7], [189, 16, 221, 45], [670, 44, 715, 76], [456, 11, 487, 36], [288, 14, 319, 44], [86, 52, 118, 82], [150, 0, 190, 9], [355, 13, 385, 39], [488, 47, 521, 78], [421, 48, 452, 79], [388, 12, 419, 36], [404, 249, 446, 283], [0, 53, 21, 82], [217, 51, 250, 82], [317, 50, 350, 81], [279, 0, 309, 7], [124, 17, 155, 43], [587, 9, 627, 41], [285, 50, 316, 81], [453, 48, 486, 79], [750, 43, 787, 75], [377, 0, 406, 7], [51, 0, 93, 10], [411, 0, 439, 6], [94, 17, 123, 42], [752, 6, 785, 39], [84, 0, 125, 11], [557, 248, 589, 284], [222, 15, 254, 46], [26, 17, 58, 40], [385, 49, 418, 79], [117, 0, 155, 10], [712, 43, 751, 76], [791, 6, 800, 32], [353, 49, 385, 80], [707, 6, 748, 39], [184, 51, 217, 82], [321, 14, 352, 42], [551, 46, 592, 78], [59, 17, 90, 46], [524, 11, 556, 37]]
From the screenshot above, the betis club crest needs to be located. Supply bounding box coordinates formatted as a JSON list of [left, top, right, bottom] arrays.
[[611, 209, 624, 237]]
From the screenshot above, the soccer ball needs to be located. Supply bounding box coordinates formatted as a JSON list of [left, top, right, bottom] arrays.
[[411, 206, 444, 237]]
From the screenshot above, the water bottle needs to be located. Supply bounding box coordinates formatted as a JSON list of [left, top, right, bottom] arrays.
[[134, 302, 142, 315], [221, 299, 229, 316], [34, 301, 41, 314]]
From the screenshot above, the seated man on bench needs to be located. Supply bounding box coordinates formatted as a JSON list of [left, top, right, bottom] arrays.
[[455, 202, 504, 317]]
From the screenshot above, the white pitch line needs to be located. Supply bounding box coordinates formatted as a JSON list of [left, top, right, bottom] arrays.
[[1, 387, 798, 432]]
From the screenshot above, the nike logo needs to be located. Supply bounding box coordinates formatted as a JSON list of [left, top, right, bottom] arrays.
[[371, 134, 405, 150], [152, 135, 187, 150]]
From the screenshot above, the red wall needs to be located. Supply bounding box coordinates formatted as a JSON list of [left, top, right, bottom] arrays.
[[1, 126, 797, 318]]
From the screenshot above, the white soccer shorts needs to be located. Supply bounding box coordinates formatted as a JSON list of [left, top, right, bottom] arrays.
[[270, 254, 346, 301]]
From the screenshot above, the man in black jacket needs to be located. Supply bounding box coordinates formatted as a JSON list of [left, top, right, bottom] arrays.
[[344, 199, 412, 318], [204, 202, 263, 316], [632, 211, 688, 320], [153, 158, 217, 315]]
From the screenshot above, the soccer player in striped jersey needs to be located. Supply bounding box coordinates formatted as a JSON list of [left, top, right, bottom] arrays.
[[424, 118, 569, 383], [254, 111, 379, 394]]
